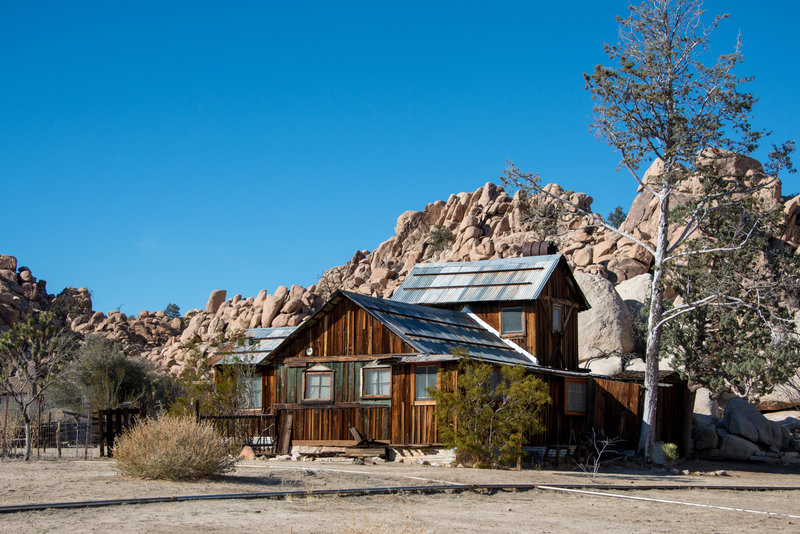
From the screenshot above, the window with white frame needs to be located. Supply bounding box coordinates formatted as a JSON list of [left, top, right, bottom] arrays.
[[500, 306, 524, 335], [362, 366, 391, 398], [414, 365, 438, 402], [565, 378, 587, 415], [304, 365, 332, 402]]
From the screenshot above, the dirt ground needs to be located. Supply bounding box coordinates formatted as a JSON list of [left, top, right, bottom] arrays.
[[2, 458, 800, 533]]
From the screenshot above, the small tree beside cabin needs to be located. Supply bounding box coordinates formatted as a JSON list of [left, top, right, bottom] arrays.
[[430, 353, 550, 468]]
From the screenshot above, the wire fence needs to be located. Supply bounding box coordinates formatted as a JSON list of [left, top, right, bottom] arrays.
[[1, 397, 99, 460]]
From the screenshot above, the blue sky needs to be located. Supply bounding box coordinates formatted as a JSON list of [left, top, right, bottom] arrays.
[[2, 1, 798, 315]]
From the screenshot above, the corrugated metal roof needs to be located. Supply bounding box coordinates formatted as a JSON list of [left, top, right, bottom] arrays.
[[344, 291, 533, 366], [217, 326, 298, 365], [391, 255, 563, 305]]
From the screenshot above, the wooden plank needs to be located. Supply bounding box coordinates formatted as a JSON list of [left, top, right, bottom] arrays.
[[277, 412, 293, 453]]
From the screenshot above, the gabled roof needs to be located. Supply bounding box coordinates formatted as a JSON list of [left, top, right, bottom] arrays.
[[216, 326, 298, 365], [391, 254, 588, 309], [345, 291, 536, 366], [265, 290, 536, 367]]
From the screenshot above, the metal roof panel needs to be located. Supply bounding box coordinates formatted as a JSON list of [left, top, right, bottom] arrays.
[[391, 255, 563, 305]]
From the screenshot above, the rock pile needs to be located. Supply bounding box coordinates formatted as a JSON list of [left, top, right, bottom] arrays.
[[693, 399, 800, 464]]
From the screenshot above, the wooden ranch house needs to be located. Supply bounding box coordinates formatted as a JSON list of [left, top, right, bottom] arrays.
[[218, 254, 686, 454]]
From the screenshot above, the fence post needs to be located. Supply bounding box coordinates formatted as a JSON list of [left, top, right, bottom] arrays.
[[84, 398, 91, 460], [98, 410, 105, 457], [56, 420, 62, 458], [195, 399, 200, 421]]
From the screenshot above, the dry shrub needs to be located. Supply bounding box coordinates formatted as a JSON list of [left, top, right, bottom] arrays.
[[114, 415, 235, 480]]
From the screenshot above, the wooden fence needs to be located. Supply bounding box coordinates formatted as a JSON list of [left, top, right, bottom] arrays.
[[195, 402, 277, 454], [98, 406, 147, 457]]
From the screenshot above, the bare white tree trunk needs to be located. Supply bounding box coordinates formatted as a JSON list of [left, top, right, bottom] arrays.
[[638, 183, 670, 460], [23, 415, 32, 461]]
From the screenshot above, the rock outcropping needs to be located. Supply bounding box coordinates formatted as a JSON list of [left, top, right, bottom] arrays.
[[2, 151, 797, 381]]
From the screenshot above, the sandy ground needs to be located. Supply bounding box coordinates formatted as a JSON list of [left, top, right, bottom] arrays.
[[2, 458, 800, 533]]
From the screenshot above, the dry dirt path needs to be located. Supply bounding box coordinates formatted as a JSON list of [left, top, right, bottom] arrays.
[[2, 458, 800, 533]]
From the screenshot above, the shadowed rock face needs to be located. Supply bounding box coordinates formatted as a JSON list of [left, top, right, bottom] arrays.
[[2, 151, 796, 378]]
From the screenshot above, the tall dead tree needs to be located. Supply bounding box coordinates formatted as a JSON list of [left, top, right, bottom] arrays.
[[504, 0, 795, 459]]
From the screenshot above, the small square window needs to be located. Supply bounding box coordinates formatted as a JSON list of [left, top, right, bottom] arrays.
[[362, 367, 391, 398], [501, 307, 524, 335], [414, 365, 438, 402], [565, 378, 587, 415], [304, 371, 332, 401]]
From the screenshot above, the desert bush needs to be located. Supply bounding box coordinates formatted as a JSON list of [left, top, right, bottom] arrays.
[[662, 442, 679, 468], [427, 224, 454, 254], [114, 415, 235, 480], [431, 354, 550, 468]]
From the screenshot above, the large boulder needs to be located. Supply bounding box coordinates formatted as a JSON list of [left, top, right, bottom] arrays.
[[205, 289, 227, 314], [575, 273, 634, 362], [692, 414, 719, 451], [261, 286, 289, 327], [719, 433, 761, 461], [757, 372, 800, 412], [0, 255, 16, 271], [615, 273, 652, 321], [723, 398, 784, 450]]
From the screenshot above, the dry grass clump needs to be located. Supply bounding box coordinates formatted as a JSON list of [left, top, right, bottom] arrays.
[[114, 415, 235, 480]]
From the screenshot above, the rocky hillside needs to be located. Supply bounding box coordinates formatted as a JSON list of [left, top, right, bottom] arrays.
[[2, 151, 798, 395]]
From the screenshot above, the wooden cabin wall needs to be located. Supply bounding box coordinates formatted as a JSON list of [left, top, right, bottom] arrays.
[[273, 360, 392, 441], [280, 299, 414, 361], [524, 374, 587, 447], [591, 378, 686, 450], [275, 361, 392, 406], [390, 362, 457, 445], [282, 405, 392, 442], [464, 300, 536, 357]]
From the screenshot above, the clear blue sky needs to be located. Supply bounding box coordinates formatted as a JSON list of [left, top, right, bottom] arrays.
[[2, 1, 798, 315]]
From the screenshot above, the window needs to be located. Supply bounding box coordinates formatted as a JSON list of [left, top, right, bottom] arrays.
[[304, 365, 332, 402], [414, 365, 438, 402], [362, 367, 391, 398], [240, 375, 262, 410], [553, 304, 564, 333], [500, 306, 524, 335], [565, 378, 587, 415]]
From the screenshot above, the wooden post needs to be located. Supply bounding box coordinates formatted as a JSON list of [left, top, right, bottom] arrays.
[[98, 410, 105, 457], [84, 398, 91, 460], [3, 397, 8, 457], [195, 399, 200, 421], [44, 412, 50, 453], [36, 397, 41, 459], [56, 420, 62, 458]]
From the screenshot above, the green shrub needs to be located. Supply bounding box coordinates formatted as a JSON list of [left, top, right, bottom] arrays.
[[114, 415, 235, 480], [427, 224, 454, 254], [662, 442, 679, 468], [430, 354, 550, 468]]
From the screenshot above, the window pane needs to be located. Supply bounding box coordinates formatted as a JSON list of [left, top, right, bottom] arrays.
[[553, 306, 563, 332], [306, 372, 331, 400], [364, 368, 391, 397], [566, 380, 586, 413], [415, 366, 437, 400], [241, 376, 262, 409], [501, 307, 523, 334]]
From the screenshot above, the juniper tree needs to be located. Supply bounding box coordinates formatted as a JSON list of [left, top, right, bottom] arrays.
[[503, 0, 795, 459], [430, 355, 550, 468]]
